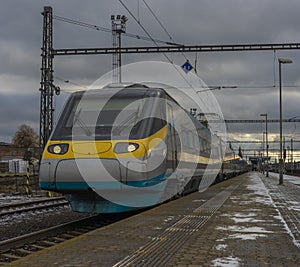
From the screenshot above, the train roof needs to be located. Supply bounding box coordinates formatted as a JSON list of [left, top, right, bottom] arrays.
[[70, 82, 185, 110], [69, 82, 211, 132], [71, 83, 168, 98]]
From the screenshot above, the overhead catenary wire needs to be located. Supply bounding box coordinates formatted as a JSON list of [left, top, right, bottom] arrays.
[[54, 11, 198, 97], [54, 76, 89, 91], [207, 84, 300, 89], [118, 0, 198, 90], [117, 0, 171, 55], [141, 0, 188, 63], [139, 0, 212, 105], [142, 0, 172, 41], [118, 0, 191, 76], [53, 15, 183, 46], [273, 50, 276, 87], [140, 1, 182, 52], [118, 0, 235, 119]]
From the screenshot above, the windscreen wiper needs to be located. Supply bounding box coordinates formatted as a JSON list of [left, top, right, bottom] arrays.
[[112, 111, 137, 136], [73, 108, 93, 136]]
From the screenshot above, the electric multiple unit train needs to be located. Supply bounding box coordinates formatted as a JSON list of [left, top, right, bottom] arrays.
[[39, 83, 247, 213]]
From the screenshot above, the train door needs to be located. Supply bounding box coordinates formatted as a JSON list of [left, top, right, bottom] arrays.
[[167, 104, 178, 171]]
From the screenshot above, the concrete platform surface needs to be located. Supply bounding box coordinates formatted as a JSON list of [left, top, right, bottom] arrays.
[[4, 172, 300, 266]]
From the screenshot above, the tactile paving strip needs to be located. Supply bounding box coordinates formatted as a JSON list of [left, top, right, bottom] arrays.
[[114, 183, 240, 267], [262, 176, 300, 248]]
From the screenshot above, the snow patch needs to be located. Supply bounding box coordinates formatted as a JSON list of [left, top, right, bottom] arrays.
[[228, 233, 267, 240], [163, 216, 175, 222], [231, 217, 265, 223], [227, 212, 257, 218], [212, 255, 241, 267], [252, 196, 272, 204], [215, 244, 227, 251], [258, 173, 300, 249], [217, 225, 273, 233]]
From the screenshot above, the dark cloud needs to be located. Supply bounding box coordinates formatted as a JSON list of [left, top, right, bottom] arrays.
[[0, 93, 39, 141], [0, 0, 299, 143]]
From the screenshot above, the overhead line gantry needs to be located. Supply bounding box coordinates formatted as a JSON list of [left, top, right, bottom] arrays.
[[51, 42, 300, 56], [224, 119, 300, 123]]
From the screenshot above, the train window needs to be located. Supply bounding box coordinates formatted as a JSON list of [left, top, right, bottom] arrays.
[[182, 131, 189, 148], [187, 131, 193, 148], [199, 140, 204, 152], [207, 141, 210, 151], [52, 91, 168, 140], [52, 94, 147, 139], [203, 140, 207, 151]]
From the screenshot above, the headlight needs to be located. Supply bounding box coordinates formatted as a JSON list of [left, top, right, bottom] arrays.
[[47, 144, 69, 155], [114, 142, 139, 154]]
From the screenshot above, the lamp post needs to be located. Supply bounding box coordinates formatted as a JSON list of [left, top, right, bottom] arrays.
[[261, 131, 265, 174], [260, 113, 269, 177], [278, 58, 293, 185]]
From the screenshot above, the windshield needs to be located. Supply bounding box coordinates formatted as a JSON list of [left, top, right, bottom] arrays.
[[51, 91, 165, 140], [67, 97, 145, 127]]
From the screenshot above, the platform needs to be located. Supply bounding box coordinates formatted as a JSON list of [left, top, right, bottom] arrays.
[[5, 172, 300, 266]]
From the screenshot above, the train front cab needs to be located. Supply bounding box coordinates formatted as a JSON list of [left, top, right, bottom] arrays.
[[39, 87, 180, 213]]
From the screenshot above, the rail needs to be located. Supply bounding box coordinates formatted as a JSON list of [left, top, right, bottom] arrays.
[[0, 197, 69, 216]]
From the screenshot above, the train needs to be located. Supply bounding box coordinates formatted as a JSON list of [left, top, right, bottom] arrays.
[[39, 83, 248, 213]]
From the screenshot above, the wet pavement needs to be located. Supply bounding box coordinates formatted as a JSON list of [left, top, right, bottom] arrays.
[[5, 172, 300, 266]]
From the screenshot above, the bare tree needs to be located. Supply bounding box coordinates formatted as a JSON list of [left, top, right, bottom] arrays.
[[12, 124, 39, 159]]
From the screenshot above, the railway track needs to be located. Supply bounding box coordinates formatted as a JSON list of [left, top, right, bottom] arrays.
[[0, 212, 135, 264], [0, 197, 69, 216]]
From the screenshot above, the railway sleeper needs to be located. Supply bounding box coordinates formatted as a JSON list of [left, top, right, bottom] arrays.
[[1, 253, 21, 261], [52, 237, 67, 242], [15, 248, 32, 255], [41, 240, 57, 246], [28, 244, 45, 250], [72, 228, 90, 234], [68, 230, 85, 235], [36, 240, 55, 247], [60, 233, 76, 239]]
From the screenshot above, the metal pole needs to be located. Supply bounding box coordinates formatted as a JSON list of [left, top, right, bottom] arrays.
[[266, 114, 269, 177], [14, 161, 18, 192], [279, 61, 284, 185], [260, 113, 269, 177], [262, 131, 265, 174], [278, 57, 293, 184], [40, 6, 54, 157], [118, 32, 122, 83], [111, 15, 127, 84], [26, 161, 30, 196], [291, 138, 293, 174]]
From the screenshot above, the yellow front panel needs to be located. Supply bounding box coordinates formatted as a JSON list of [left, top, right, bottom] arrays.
[[43, 125, 168, 160]]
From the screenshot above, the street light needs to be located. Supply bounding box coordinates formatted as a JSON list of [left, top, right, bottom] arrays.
[[278, 57, 293, 185], [260, 113, 269, 177]]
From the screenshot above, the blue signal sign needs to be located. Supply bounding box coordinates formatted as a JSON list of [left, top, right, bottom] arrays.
[[181, 60, 193, 73]]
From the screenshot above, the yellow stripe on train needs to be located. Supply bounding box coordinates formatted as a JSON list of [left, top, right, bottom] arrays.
[[42, 125, 168, 159]]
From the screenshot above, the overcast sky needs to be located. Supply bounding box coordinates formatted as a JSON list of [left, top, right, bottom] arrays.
[[0, 0, 299, 147]]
